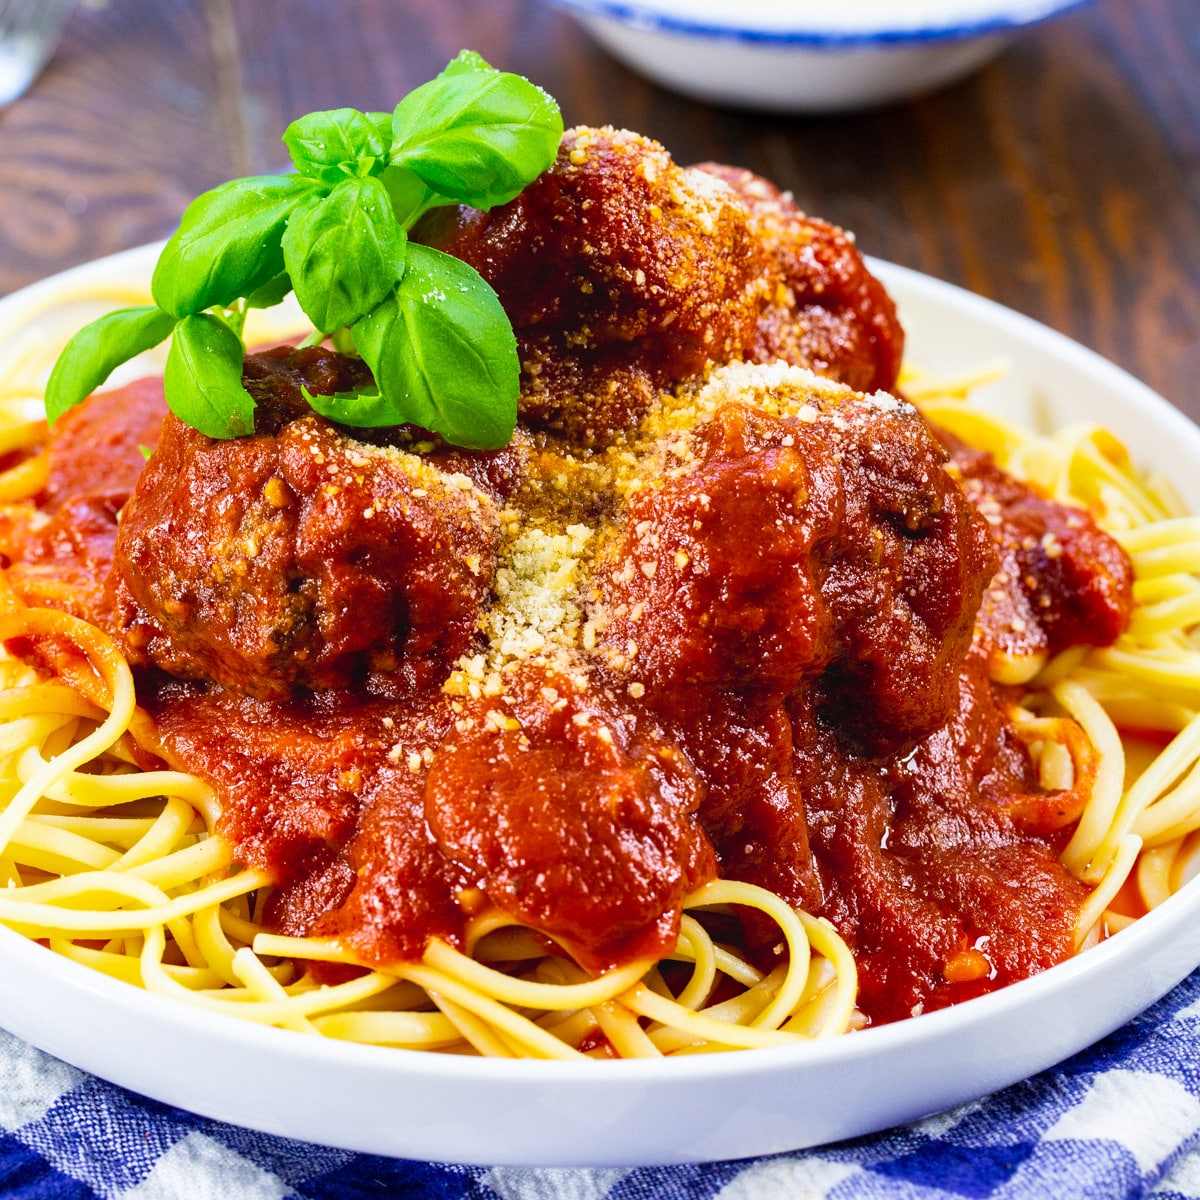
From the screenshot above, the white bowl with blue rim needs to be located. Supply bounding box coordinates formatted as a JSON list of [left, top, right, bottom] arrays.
[[541, 0, 1094, 112]]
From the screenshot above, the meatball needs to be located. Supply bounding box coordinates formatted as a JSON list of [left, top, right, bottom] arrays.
[[940, 431, 1134, 676], [424, 126, 903, 443], [597, 399, 843, 699], [701, 164, 904, 395], [814, 384, 996, 752], [595, 366, 995, 754], [108, 353, 501, 699]]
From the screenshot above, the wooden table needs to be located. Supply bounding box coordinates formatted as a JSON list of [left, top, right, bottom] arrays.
[[0, 0, 1196, 420]]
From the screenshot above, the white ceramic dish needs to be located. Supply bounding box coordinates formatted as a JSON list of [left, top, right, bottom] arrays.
[[541, 0, 1094, 112], [0, 244, 1198, 1167]]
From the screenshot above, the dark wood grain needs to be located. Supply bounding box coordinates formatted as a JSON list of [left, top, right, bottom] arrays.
[[0, 0, 1195, 420]]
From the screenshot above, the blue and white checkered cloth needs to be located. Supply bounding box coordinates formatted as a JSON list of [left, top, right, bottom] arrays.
[[5, 969, 1200, 1199]]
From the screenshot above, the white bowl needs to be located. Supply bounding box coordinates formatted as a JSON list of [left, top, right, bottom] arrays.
[[1, 244, 1199, 1167], [541, 0, 1094, 112]]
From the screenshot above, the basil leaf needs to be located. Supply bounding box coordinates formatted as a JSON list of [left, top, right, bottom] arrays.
[[367, 111, 393, 145], [303, 384, 404, 429], [283, 108, 390, 182], [443, 48, 492, 79], [44, 305, 178, 424], [389, 51, 562, 211], [244, 272, 293, 311], [352, 243, 517, 449], [153, 175, 317, 318], [163, 314, 256, 438], [282, 176, 408, 333], [378, 164, 431, 226]]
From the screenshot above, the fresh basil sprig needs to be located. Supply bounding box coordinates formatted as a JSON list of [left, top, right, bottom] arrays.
[[44, 51, 562, 449], [306, 243, 518, 448]]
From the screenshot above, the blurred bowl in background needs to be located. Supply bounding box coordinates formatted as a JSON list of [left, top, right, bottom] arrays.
[[0, 0, 76, 107], [539, 0, 1093, 112]]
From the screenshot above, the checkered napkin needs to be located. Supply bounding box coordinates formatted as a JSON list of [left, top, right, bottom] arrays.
[[5, 971, 1200, 1200]]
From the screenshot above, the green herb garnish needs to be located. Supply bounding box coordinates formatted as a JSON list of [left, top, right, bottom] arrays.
[[44, 51, 562, 450]]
